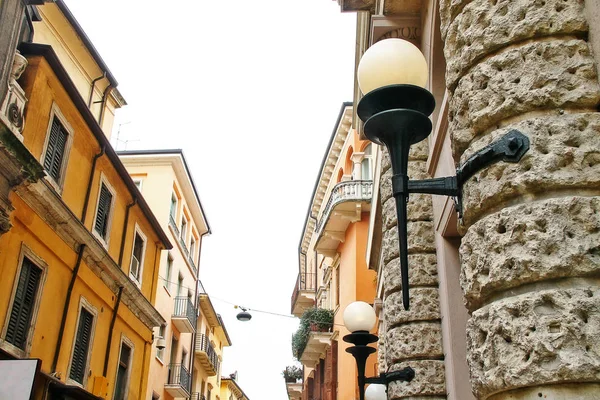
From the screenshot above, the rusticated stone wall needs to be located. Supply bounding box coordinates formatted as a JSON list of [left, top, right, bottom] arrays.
[[379, 140, 447, 399], [439, 0, 600, 398]]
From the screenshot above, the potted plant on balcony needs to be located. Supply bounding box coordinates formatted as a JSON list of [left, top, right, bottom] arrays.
[[291, 307, 334, 360], [282, 365, 303, 383]]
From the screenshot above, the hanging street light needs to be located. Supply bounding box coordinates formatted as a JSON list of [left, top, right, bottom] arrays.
[[356, 38, 530, 310]]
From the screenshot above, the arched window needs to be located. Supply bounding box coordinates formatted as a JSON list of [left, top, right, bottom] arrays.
[[361, 144, 373, 179]]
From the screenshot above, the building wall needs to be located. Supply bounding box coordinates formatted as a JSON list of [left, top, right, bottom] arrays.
[[0, 53, 164, 399]]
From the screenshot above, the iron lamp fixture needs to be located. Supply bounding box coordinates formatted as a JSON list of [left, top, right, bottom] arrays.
[[236, 306, 252, 322], [357, 39, 530, 310], [343, 302, 415, 400]]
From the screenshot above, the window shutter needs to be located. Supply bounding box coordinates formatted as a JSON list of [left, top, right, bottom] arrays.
[[6, 258, 41, 350], [70, 308, 94, 383], [94, 184, 112, 238], [44, 118, 68, 182]]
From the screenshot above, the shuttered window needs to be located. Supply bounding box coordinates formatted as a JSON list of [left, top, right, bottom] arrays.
[[5, 257, 42, 350], [130, 232, 144, 281], [114, 342, 132, 400], [94, 184, 113, 240], [69, 308, 94, 384], [43, 117, 68, 183]]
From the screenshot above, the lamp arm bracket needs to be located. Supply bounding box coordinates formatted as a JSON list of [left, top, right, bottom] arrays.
[[364, 367, 416, 385]]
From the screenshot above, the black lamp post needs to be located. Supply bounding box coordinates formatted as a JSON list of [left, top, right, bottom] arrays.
[[343, 302, 414, 400], [356, 39, 530, 310]]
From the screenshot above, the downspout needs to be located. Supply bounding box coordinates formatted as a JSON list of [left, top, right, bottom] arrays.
[[87, 72, 106, 107], [98, 84, 113, 127], [150, 243, 161, 305], [51, 244, 86, 373], [81, 146, 105, 223], [189, 230, 210, 394], [138, 339, 151, 399], [103, 286, 123, 377], [118, 198, 137, 267]]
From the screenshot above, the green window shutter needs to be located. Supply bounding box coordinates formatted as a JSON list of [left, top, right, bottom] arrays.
[[5, 258, 41, 350], [70, 308, 94, 384], [44, 118, 68, 182], [94, 184, 113, 238]]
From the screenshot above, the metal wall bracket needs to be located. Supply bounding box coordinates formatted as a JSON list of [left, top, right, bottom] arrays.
[[365, 367, 416, 385]]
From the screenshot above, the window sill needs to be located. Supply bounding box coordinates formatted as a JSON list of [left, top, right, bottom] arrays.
[[0, 340, 27, 359], [155, 355, 164, 366], [130, 274, 142, 289]]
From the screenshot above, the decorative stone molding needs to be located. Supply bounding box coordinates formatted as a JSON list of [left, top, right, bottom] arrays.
[[0, 51, 28, 140], [370, 15, 421, 47]]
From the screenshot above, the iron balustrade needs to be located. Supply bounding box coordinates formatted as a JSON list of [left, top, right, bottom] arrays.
[[291, 271, 317, 309], [167, 363, 191, 394], [315, 180, 373, 233], [169, 215, 180, 236], [173, 296, 196, 330], [188, 393, 202, 400], [195, 334, 220, 373]]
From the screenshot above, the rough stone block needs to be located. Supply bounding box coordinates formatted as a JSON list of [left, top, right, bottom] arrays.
[[444, 0, 588, 89], [382, 193, 433, 228], [439, 0, 470, 39], [460, 196, 600, 310], [382, 222, 436, 263], [385, 288, 441, 325], [381, 167, 393, 203], [387, 360, 447, 399], [384, 254, 438, 292], [467, 287, 600, 398], [386, 322, 444, 363], [459, 113, 600, 227], [449, 38, 600, 160]]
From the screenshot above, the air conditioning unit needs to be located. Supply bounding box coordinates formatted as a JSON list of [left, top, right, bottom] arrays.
[[156, 338, 166, 350]]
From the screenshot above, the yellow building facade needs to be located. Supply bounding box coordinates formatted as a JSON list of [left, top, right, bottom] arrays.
[[0, 2, 171, 399], [290, 103, 378, 400], [220, 376, 249, 400]]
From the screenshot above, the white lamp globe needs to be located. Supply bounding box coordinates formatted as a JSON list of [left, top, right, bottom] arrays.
[[343, 301, 376, 332], [357, 38, 428, 95], [365, 383, 387, 400]]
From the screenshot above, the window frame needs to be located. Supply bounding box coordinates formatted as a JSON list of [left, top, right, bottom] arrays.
[[156, 325, 166, 362], [67, 296, 98, 388], [0, 244, 47, 358], [164, 253, 173, 295], [41, 103, 74, 192], [132, 178, 143, 192], [92, 173, 116, 247], [129, 224, 147, 287], [113, 333, 135, 400], [170, 193, 178, 221]]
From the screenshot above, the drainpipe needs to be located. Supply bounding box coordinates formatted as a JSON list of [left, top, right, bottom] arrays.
[[150, 242, 161, 305], [51, 244, 86, 373], [189, 229, 210, 394], [103, 286, 123, 377], [98, 84, 113, 127], [118, 198, 137, 267], [87, 72, 106, 107], [81, 146, 105, 223]]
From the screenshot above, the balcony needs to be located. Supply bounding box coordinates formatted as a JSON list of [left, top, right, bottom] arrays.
[[286, 382, 303, 400], [291, 272, 316, 317], [169, 215, 180, 237], [315, 180, 372, 256], [299, 330, 334, 369], [195, 334, 220, 376], [165, 363, 191, 398], [172, 297, 196, 333], [188, 393, 205, 400]]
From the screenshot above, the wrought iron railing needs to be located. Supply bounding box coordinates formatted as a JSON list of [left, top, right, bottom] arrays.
[[188, 393, 202, 400], [169, 215, 180, 237], [167, 363, 190, 394], [173, 296, 196, 329], [291, 272, 316, 309], [315, 180, 373, 233], [195, 334, 220, 373], [188, 254, 197, 275]]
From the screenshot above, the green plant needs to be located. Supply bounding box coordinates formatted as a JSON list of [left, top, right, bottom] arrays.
[[282, 365, 303, 382], [291, 307, 334, 360]]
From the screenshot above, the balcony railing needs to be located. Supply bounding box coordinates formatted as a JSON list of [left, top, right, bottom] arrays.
[[315, 180, 373, 233], [291, 272, 316, 310], [195, 334, 220, 375], [172, 297, 196, 333], [166, 363, 191, 397], [169, 214, 180, 237], [188, 393, 204, 400]]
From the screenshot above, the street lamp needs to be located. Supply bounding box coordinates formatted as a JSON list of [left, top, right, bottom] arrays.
[[357, 39, 530, 310], [236, 306, 252, 321], [343, 301, 415, 400]]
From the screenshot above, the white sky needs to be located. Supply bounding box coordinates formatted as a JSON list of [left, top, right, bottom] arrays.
[[63, 1, 356, 399]]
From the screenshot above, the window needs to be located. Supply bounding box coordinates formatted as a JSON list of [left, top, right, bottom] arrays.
[[4, 257, 42, 351], [130, 228, 146, 284], [335, 267, 340, 307], [114, 339, 133, 400], [132, 179, 143, 191], [69, 300, 96, 385], [170, 194, 177, 220], [361, 144, 373, 179], [165, 254, 173, 292], [180, 218, 187, 242], [94, 181, 114, 242], [182, 348, 188, 366], [190, 237, 196, 259], [156, 325, 166, 361], [43, 114, 70, 186], [177, 274, 183, 297]]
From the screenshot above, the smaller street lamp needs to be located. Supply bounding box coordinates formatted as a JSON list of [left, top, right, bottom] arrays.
[[236, 306, 252, 321], [343, 302, 415, 400]]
